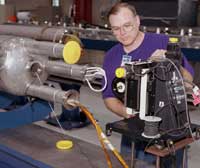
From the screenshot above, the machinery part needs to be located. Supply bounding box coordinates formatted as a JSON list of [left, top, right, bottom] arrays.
[[0, 36, 102, 92], [0, 35, 105, 108], [0, 36, 81, 108], [26, 84, 79, 110], [142, 116, 161, 139], [0, 35, 80, 61], [28, 61, 44, 77], [0, 24, 114, 43], [112, 77, 125, 101], [45, 60, 88, 81], [0, 37, 48, 95], [123, 60, 187, 134], [0, 25, 65, 42]]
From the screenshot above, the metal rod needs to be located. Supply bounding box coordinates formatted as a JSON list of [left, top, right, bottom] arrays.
[[0, 25, 65, 42], [0, 35, 64, 58], [45, 60, 88, 81]]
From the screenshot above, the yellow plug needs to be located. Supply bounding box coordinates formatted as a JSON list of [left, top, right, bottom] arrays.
[[63, 41, 81, 64], [115, 67, 126, 78]]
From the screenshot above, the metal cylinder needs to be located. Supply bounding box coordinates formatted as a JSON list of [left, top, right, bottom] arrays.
[[0, 37, 47, 95], [0, 25, 65, 42], [45, 60, 88, 81], [26, 84, 79, 109], [0, 35, 64, 59]]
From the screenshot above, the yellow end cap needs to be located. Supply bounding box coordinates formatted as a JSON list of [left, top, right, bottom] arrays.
[[115, 67, 125, 78], [56, 140, 73, 150], [169, 37, 178, 43], [63, 41, 81, 64]]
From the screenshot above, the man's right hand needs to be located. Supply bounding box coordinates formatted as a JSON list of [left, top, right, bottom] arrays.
[[104, 97, 136, 119], [149, 49, 166, 61]]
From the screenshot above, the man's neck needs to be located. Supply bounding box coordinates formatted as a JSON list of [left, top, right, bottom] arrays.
[[123, 31, 144, 54]]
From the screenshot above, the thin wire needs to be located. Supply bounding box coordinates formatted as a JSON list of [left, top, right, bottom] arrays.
[[35, 72, 97, 168], [35, 72, 66, 136], [48, 102, 66, 136]]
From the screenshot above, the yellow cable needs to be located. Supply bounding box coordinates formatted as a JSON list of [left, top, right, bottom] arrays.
[[76, 103, 129, 168], [79, 104, 112, 168]]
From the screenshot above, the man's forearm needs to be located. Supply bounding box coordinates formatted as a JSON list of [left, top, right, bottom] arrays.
[[180, 66, 193, 88], [180, 66, 193, 81], [104, 97, 130, 118]]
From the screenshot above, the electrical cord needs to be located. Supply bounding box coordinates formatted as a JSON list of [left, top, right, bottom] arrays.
[[67, 99, 129, 168], [85, 67, 107, 92]]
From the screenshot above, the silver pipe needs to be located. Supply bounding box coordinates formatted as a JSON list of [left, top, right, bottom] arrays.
[[26, 84, 79, 109], [0, 25, 65, 41], [45, 60, 88, 81], [26, 84, 66, 104], [0, 35, 64, 58], [25, 41, 64, 58]]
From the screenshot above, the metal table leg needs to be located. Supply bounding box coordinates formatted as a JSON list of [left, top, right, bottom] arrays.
[[131, 142, 135, 168]]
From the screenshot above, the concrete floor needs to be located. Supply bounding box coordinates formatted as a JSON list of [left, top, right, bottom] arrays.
[[36, 85, 200, 168]]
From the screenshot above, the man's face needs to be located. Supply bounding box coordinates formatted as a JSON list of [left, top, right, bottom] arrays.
[[109, 8, 140, 47]]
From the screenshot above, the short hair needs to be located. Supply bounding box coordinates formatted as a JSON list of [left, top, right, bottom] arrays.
[[107, 2, 137, 19]]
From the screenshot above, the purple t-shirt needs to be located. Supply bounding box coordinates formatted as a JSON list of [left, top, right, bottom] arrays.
[[102, 33, 194, 99]]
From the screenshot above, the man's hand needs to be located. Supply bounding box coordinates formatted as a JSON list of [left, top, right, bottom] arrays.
[[104, 97, 135, 118], [150, 49, 193, 88], [149, 49, 166, 61]]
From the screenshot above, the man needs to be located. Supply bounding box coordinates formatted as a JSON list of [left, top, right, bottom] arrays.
[[102, 2, 194, 168]]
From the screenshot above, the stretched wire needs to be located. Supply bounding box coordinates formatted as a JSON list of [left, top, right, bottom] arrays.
[[35, 72, 66, 136], [35, 72, 98, 168]]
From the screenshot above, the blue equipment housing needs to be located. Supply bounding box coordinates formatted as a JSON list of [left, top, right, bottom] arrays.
[[0, 91, 52, 130]]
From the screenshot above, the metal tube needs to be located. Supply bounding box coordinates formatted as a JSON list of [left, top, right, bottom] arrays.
[[45, 60, 88, 81], [0, 25, 65, 41], [0, 35, 64, 58], [26, 84, 65, 104], [26, 84, 79, 108], [25, 41, 64, 58]]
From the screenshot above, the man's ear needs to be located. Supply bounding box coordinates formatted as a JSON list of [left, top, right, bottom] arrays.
[[136, 15, 140, 27]]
